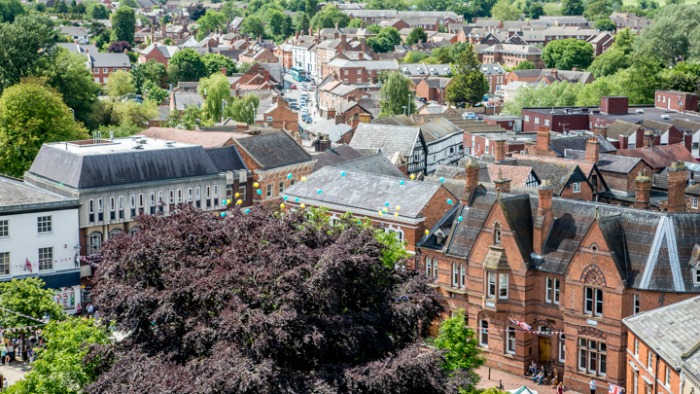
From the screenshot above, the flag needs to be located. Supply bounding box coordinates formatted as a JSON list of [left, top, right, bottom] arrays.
[[509, 318, 532, 331], [24, 258, 32, 273], [609, 384, 624, 394]]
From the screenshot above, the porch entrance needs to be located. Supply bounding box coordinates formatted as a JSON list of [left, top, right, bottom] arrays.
[[538, 336, 552, 363]]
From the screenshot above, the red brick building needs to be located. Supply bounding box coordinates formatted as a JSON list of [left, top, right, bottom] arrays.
[[89, 52, 131, 84], [413, 160, 700, 394]]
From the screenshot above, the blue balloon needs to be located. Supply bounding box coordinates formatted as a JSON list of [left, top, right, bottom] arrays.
[[447, 198, 453, 205], [384, 201, 390, 207], [256, 189, 262, 195], [283, 195, 289, 201], [220, 212, 226, 217], [399, 180, 405, 185], [294, 197, 300, 202], [316, 189, 322, 194], [439, 177, 445, 183], [457, 216, 463, 222], [287, 173, 293, 179], [244, 209, 251, 214], [341, 171, 347, 177]]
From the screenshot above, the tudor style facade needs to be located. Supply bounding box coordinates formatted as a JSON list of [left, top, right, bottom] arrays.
[[413, 163, 700, 394]]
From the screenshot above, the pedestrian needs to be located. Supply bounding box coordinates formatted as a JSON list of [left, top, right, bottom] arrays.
[[557, 382, 564, 394], [76, 303, 82, 316], [7, 341, 14, 364], [86, 303, 94, 316], [27, 346, 34, 364], [589, 378, 596, 394], [1, 344, 8, 366], [527, 360, 538, 376]]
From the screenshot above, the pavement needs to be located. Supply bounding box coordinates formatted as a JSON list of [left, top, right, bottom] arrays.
[[476, 366, 582, 393], [0, 362, 30, 389]]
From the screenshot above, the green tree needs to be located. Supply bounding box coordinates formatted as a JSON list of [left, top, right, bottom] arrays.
[[0, 80, 87, 176], [434, 309, 484, 388], [267, 9, 288, 37], [615, 56, 664, 104], [176, 105, 204, 129], [35, 48, 100, 126], [89, 3, 109, 19], [309, 5, 349, 29], [379, 71, 412, 117], [168, 48, 206, 83], [195, 10, 226, 40], [294, 12, 310, 33], [347, 18, 364, 28], [241, 15, 265, 38], [584, 0, 612, 19], [634, 4, 700, 65], [224, 94, 259, 125], [513, 60, 535, 70], [367, 27, 401, 53], [561, 0, 584, 15], [491, 0, 521, 21], [524, 1, 544, 19], [503, 81, 583, 115], [593, 18, 616, 32], [6, 318, 110, 394], [575, 76, 623, 105], [111, 6, 135, 43], [661, 62, 700, 93], [0, 278, 65, 328], [403, 51, 429, 63], [542, 38, 594, 70], [0, 15, 57, 90], [111, 99, 158, 127], [446, 46, 489, 106], [143, 80, 168, 103], [130, 60, 167, 94], [106, 70, 136, 99], [0, 0, 24, 22], [304, 0, 317, 17], [405, 27, 428, 45], [587, 48, 628, 77], [198, 72, 231, 123], [202, 53, 237, 76]]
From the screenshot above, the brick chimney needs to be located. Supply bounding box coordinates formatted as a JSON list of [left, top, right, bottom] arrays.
[[585, 137, 599, 164], [493, 170, 511, 193], [644, 129, 654, 148], [551, 68, 558, 80], [533, 181, 554, 255], [327, 109, 336, 120], [465, 158, 480, 197], [314, 133, 331, 152], [536, 126, 551, 153], [220, 67, 227, 75], [360, 37, 366, 52], [634, 170, 651, 210], [667, 161, 688, 213], [161, 22, 166, 38], [592, 126, 608, 139], [494, 139, 506, 163]]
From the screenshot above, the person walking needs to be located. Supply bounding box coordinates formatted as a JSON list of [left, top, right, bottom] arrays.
[[1, 343, 8, 366], [589, 378, 596, 394], [556, 382, 564, 394]]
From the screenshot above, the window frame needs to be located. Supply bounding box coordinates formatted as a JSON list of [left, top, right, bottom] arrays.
[[0, 252, 9, 275], [573, 182, 581, 193], [498, 272, 509, 299], [506, 327, 516, 354], [480, 320, 489, 347], [38, 247, 53, 271], [558, 334, 566, 362], [37, 216, 52, 234], [452, 262, 459, 287], [487, 271, 496, 298], [584, 286, 603, 316], [634, 293, 640, 314], [0, 220, 8, 238]]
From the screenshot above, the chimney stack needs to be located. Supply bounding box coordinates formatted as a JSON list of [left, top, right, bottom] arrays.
[[536, 126, 551, 153], [592, 126, 608, 139], [533, 181, 554, 255], [465, 158, 480, 197], [220, 67, 227, 76], [314, 133, 331, 152], [585, 136, 599, 164], [644, 129, 654, 148], [667, 161, 688, 213], [634, 170, 651, 210], [494, 139, 506, 163], [493, 169, 511, 193]]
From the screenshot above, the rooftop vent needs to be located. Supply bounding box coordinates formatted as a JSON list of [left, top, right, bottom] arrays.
[[635, 109, 645, 114], [661, 114, 671, 120], [132, 144, 144, 150]]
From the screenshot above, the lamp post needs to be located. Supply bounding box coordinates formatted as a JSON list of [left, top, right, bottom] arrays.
[[68, 108, 75, 120], [250, 104, 257, 126], [407, 93, 411, 115]]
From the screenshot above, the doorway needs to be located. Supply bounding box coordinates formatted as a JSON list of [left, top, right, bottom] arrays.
[[539, 336, 552, 363]]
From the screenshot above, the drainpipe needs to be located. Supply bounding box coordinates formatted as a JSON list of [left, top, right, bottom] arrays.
[[654, 351, 660, 394]]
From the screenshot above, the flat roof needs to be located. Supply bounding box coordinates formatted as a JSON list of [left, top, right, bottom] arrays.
[[0, 176, 78, 213], [523, 105, 700, 125], [44, 137, 200, 156]]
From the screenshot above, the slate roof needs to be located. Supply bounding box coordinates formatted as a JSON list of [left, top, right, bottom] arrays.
[[486, 164, 536, 188], [350, 123, 420, 160], [605, 120, 641, 139], [624, 296, 700, 370], [419, 117, 463, 143], [329, 153, 407, 178], [204, 146, 247, 173], [548, 134, 616, 156], [0, 176, 79, 213], [234, 131, 312, 170], [510, 156, 581, 194], [90, 53, 131, 68], [565, 150, 643, 174], [27, 139, 222, 190], [313, 145, 364, 171], [284, 167, 444, 219], [144, 127, 248, 147], [617, 144, 696, 170]]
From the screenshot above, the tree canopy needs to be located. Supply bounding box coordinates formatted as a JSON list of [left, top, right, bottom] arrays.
[[110, 6, 135, 44], [634, 4, 700, 65], [405, 27, 428, 45], [197, 72, 231, 123], [542, 38, 594, 70], [367, 26, 401, 53], [445, 46, 489, 106], [225, 94, 259, 125], [168, 48, 207, 83], [0, 15, 57, 91], [309, 5, 349, 29], [434, 309, 484, 387], [491, 0, 522, 21], [0, 278, 65, 329], [105, 70, 135, 99], [379, 71, 412, 117], [513, 60, 535, 70], [83, 207, 460, 393], [130, 60, 167, 94]]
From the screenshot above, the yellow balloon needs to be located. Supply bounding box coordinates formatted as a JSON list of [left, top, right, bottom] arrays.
[[395, 205, 401, 211], [280, 203, 285, 209], [235, 192, 240, 198], [253, 182, 259, 188], [424, 229, 430, 235], [378, 211, 383, 216], [382, 207, 388, 212], [410, 174, 415, 180], [236, 199, 243, 205], [394, 212, 399, 217], [300, 203, 306, 209], [301, 176, 308, 182]]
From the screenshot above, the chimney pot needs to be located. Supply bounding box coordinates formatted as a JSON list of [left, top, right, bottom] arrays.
[[464, 158, 480, 198], [494, 139, 506, 163], [634, 170, 651, 210], [536, 127, 551, 154], [667, 161, 688, 213], [585, 136, 599, 164]]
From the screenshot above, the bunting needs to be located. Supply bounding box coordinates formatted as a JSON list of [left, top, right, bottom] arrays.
[[509, 318, 532, 332]]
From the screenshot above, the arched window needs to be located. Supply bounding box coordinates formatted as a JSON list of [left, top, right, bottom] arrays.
[[494, 222, 502, 245], [128, 226, 139, 236], [109, 228, 124, 239], [88, 232, 102, 256]]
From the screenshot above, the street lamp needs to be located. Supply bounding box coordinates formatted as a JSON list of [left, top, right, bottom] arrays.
[[402, 105, 407, 116], [68, 108, 75, 120], [249, 104, 257, 126], [74, 243, 80, 268]]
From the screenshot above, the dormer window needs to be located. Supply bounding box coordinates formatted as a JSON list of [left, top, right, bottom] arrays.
[[493, 222, 501, 245], [694, 267, 700, 286], [435, 229, 446, 245]]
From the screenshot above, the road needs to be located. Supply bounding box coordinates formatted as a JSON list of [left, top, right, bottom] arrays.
[[281, 74, 320, 131]]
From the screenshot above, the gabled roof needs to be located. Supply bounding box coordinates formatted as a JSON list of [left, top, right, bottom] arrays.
[[617, 144, 696, 170], [143, 127, 247, 147], [548, 134, 616, 157], [284, 167, 445, 219], [90, 52, 131, 68], [204, 146, 247, 172], [234, 131, 312, 170], [329, 152, 406, 178], [350, 123, 420, 160], [487, 164, 537, 188], [313, 145, 364, 171], [606, 119, 642, 139], [565, 150, 644, 174]]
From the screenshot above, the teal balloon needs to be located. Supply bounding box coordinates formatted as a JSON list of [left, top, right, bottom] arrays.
[[341, 171, 347, 177], [457, 216, 463, 222], [399, 180, 405, 185], [316, 189, 322, 194], [283, 195, 289, 201], [244, 209, 251, 214], [447, 198, 453, 205], [439, 177, 445, 183], [294, 197, 300, 202], [256, 189, 262, 195], [384, 201, 390, 207], [287, 173, 293, 179], [220, 212, 226, 217]]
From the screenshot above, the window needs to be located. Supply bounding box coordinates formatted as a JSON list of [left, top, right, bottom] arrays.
[[93, 68, 99, 73], [118, 196, 125, 219], [102, 68, 108, 73], [534, 117, 540, 125], [158, 191, 164, 213], [499, 273, 509, 299], [130, 194, 136, 218], [150, 192, 156, 214], [494, 223, 501, 245], [425, 257, 432, 277], [647, 352, 653, 370], [238, 186, 247, 203], [573, 182, 581, 193], [578, 338, 606, 376], [634, 338, 639, 356], [693, 197, 699, 209], [88, 232, 102, 255], [480, 320, 489, 347], [139, 193, 144, 215], [37, 216, 52, 233], [213, 185, 219, 206], [452, 263, 459, 287], [634, 294, 640, 314], [506, 327, 516, 354], [0, 252, 9, 275], [433, 260, 439, 280], [559, 334, 566, 362], [266, 184, 273, 198], [544, 119, 550, 126], [187, 188, 193, 203], [195, 187, 201, 208], [487, 271, 496, 298], [695, 268, 700, 286], [88, 199, 95, 222], [0, 220, 7, 238], [38, 247, 53, 271], [177, 190, 182, 203], [546, 277, 560, 304], [109, 197, 116, 220], [460, 263, 466, 289], [665, 366, 671, 386], [584, 287, 603, 316], [524, 115, 530, 122], [279, 182, 285, 194]]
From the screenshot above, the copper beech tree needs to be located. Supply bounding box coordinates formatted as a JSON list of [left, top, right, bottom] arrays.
[[85, 207, 477, 393]]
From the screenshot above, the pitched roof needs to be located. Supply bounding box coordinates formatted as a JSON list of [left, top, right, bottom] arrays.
[[143, 127, 248, 147], [204, 146, 247, 172], [548, 134, 616, 156], [0, 176, 78, 213], [284, 167, 445, 219], [606, 120, 642, 139], [329, 152, 406, 178], [90, 52, 131, 68], [313, 145, 364, 171], [350, 123, 420, 159], [234, 131, 312, 170], [617, 144, 696, 170], [565, 150, 643, 174], [487, 164, 536, 188]]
